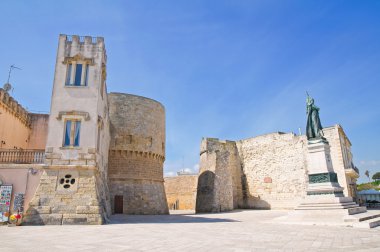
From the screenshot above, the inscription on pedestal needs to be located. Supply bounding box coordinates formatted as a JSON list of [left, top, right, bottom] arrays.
[[308, 172, 338, 184]]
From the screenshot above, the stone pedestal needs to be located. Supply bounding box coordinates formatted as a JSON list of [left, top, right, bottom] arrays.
[[277, 139, 376, 227], [297, 140, 360, 210]]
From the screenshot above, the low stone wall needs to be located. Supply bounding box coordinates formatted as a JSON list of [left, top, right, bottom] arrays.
[[164, 175, 198, 210]]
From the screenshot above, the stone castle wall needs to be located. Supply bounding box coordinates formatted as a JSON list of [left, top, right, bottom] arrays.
[[195, 128, 357, 212], [108, 93, 168, 214], [165, 175, 198, 210], [196, 134, 308, 212], [237, 132, 308, 209]]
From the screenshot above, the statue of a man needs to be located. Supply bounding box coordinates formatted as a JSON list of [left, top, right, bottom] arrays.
[[306, 94, 325, 140]]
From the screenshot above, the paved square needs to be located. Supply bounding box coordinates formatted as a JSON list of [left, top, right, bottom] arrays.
[[1, 210, 380, 251]]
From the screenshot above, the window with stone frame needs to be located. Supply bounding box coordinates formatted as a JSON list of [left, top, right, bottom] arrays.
[[63, 54, 93, 87], [65, 63, 89, 86], [63, 120, 81, 147]]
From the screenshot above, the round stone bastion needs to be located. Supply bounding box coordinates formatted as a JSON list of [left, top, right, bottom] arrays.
[[108, 92, 168, 215]]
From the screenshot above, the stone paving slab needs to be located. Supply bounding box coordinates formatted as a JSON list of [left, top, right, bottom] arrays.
[[1, 210, 379, 251]]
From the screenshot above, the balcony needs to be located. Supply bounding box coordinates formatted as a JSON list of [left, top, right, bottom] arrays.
[[0, 149, 45, 164], [345, 165, 360, 178]]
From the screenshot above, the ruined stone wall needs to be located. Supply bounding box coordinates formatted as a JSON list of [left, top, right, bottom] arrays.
[[196, 138, 242, 213], [165, 175, 198, 210], [237, 132, 308, 209], [108, 93, 168, 214]]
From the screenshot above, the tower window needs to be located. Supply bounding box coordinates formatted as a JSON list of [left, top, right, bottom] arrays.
[[74, 64, 82, 85], [63, 120, 81, 147], [65, 63, 89, 86], [66, 64, 72, 85]]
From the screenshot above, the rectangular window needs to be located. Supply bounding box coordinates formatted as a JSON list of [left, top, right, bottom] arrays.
[[74, 64, 82, 86], [85, 64, 89, 86], [66, 64, 72, 85], [63, 120, 81, 147]]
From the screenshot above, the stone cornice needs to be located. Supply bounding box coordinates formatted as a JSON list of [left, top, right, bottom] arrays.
[[56, 111, 90, 121], [62, 53, 95, 65], [109, 149, 165, 162]]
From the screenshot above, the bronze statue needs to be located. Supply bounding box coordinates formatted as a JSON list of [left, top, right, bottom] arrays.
[[306, 93, 325, 140]]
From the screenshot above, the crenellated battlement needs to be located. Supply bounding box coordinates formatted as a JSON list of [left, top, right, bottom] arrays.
[[200, 137, 237, 155], [0, 88, 31, 127], [60, 34, 107, 62], [61, 34, 104, 45]]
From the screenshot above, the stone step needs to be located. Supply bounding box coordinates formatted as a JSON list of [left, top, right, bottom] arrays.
[[344, 211, 380, 223], [352, 217, 380, 228], [347, 207, 367, 215], [296, 202, 359, 210], [298, 202, 358, 207]]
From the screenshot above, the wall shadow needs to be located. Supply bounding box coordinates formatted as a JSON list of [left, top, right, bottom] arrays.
[[108, 213, 239, 224]]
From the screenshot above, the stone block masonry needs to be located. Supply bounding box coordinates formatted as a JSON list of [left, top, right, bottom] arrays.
[[23, 167, 107, 225], [196, 128, 357, 212], [165, 175, 198, 210], [237, 132, 308, 209], [22, 34, 111, 225], [108, 93, 168, 215], [196, 139, 243, 213], [196, 133, 309, 212]]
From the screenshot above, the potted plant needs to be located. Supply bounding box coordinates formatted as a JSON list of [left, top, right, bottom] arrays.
[[8, 213, 21, 227]]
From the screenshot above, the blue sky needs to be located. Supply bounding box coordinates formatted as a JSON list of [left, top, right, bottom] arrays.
[[1, 1, 379, 182]]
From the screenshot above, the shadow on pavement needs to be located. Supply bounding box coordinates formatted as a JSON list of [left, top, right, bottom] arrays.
[[108, 214, 239, 224]]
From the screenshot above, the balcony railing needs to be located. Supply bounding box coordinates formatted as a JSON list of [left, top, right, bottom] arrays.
[[0, 149, 45, 164]]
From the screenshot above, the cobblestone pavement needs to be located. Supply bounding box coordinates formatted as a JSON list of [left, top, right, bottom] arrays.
[[1, 210, 379, 251]]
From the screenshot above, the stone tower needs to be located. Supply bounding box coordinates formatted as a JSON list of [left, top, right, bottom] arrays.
[[196, 138, 243, 213], [23, 34, 111, 225], [108, 93, 169, 214]]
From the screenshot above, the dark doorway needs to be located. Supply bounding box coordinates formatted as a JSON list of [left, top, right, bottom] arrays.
[[114, 195, 123, 214], [196, 171, 216, 213]]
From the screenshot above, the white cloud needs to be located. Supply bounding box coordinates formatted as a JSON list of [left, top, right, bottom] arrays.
[[183, 168, 193, 173], [164, 171, 176, 177], [193, 164, 200, 172], [359, 160, 380, 167]]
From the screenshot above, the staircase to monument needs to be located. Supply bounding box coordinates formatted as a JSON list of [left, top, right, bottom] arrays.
[[292, 199, 380, 228], [296, 202, 361, 210], [344, 210, 380, 228]]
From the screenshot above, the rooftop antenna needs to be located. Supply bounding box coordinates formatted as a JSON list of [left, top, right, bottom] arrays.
[[3, 64, 22, 93]]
